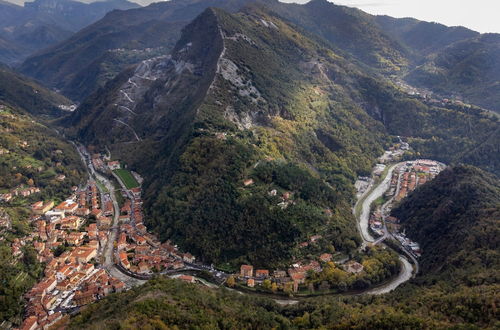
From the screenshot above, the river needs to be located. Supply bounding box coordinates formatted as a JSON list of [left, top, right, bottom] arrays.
[[72, 141, 414, 301], [365, 256, 412, 295], [357, 163, 400, 243], [355, 161, 416, 294]]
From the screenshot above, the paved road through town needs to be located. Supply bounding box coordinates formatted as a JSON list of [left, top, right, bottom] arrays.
[[72, 141, 417, 300], [73, 143, 146, 287]]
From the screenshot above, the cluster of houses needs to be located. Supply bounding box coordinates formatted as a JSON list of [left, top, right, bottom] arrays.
[[114, 185, 195, 275], [237, 253, 364, 293], [393, 231, 422, 257], [378, 141, 409, 165], [17, 180, 126, 330], [91, 154, 105, 172], [85, 152, 198, 278], [0, 209, 10, 230], [357, 141, 410, 199], [391, 160, 443, 202], [369, 159, 445, 258], [369, 209, 385, 237], [0, 185, 41, 202]]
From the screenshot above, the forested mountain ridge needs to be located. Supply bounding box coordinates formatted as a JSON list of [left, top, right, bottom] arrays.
[[64, 165, 500, 329], [18, 0, 257, 101], [0, 0, 139, 65], [0, 65, 70, 117], [64, 6, 499, 268], [375, 15, 479, 58], [405, 34, 500, 112], [393, 165, 500, 280], [263, 0, 410, 72]]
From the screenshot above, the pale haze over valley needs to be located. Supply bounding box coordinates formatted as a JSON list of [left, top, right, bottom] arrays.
[[3, 0, 500, 33], [280, 0, 500, 33]]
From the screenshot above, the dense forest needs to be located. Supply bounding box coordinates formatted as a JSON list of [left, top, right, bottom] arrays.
[[393, 165, 500, 283]]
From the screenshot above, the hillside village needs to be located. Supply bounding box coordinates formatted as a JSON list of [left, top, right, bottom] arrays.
[[83, 150, 197, 276], [12, 180, 125, 330], [1, 146, 199, 330], [369, 159, 446, 259], [2, 137, 446, 329]]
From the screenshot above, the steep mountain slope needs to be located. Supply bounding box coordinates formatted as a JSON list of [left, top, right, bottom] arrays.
[[264, 0, 409, 72], [65, 166, 500, 329], [375, 15, 479, 58], [393, 165, 499, 278], [19, 0, 256, 101], [405, 34, 500, 112], [66, 6, 499, 267], [0, 104, 85, 201], [0, 65, 70, 117], [357, 77, 500, 176], [67, 6, 394, 267], [0, 0, 139, 65], [0, 101, 85, 326], [0, 35, 25, 65]]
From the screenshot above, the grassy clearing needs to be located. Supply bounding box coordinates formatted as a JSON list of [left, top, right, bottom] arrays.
[[113, 169, 139, 189], [96, 180, 108, 193]]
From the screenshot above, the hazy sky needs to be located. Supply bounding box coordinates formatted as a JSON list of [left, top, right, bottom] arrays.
[[5, 0, 499, 34], [280, 0, 500, 33]]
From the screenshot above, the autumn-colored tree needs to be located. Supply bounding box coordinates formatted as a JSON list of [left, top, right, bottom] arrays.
[[226, 276, 235, 288], [284, 282, 293, 295], [262, 279, 272, 290]]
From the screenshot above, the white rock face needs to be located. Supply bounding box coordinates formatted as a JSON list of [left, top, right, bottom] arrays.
[[110, 48, 198, 141], [225, 106, 256, 130], [260, 19, 279, 30], [224, 33, 256, 46], [207, 28, 268, 130], [218, 57, 264, 103]]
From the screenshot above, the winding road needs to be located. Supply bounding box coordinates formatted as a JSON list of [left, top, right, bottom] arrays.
[[72, 140, 417, 300], [353, 161, 417, 294]]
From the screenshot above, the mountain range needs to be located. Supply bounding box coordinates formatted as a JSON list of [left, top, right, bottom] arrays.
[[0, 63, 69, 117], [0, 0, 498, 327], [15, 0, 500, 114], [0, 0, 139, 65], [60, 3, 499, 267]]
